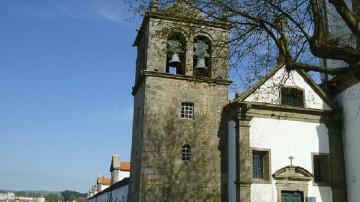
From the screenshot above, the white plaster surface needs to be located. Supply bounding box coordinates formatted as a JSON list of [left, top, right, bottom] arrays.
[[100, 184, 110, 191], [336, 82, 360, 202], [249, 117, 332, 202], [307, 185, 333, 202], [87, 185, 128, 202], [112, 185, 129, 202], [118, 170, 130, 182], [251, 184, 275, 202], [245, 67, 331, 110]]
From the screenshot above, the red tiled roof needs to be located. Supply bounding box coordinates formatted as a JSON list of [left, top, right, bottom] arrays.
[[119, 162, 130, 171], [88, 178, 129, 200], [99, 177, 111, 185]]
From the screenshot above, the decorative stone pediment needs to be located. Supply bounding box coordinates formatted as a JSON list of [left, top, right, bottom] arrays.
[[272, 166, 313, 181]]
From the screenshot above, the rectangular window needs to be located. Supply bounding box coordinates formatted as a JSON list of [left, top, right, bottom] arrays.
[[181, 102, 194, 118], [281, 87, 304, 107], [252, 149, 270, 181], [253, 152, 264, 179], [181, 145, 191, 161], [313, 154, 330, 184]]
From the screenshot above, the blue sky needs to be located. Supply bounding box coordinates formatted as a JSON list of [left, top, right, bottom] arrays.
[[0, 0, 141, 192]]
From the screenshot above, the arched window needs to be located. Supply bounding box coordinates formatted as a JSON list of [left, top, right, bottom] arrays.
[[193, 36, 212, 77], [167, 33, 186, 75], [181, 144, 191, 161]]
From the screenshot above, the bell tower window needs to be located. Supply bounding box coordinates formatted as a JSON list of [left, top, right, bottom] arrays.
[[167, 34, 186, 75], [193, 36, 211, 77]]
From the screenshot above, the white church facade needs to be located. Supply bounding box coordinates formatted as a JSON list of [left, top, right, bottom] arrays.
[[225, 65, 346, 201]]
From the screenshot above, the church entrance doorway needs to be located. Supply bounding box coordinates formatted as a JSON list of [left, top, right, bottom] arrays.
[[281, 191, 303, 202]]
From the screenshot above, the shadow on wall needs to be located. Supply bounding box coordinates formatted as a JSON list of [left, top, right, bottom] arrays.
[[315, 106, 347, 202], [315, 123, 329, 202], [218, 107, 230, 202]]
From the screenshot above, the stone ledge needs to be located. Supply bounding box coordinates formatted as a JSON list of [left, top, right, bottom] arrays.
[[132, 70, 231, 95]]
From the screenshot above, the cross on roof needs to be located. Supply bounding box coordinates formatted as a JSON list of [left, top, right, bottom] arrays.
[[289, 156, 294, 166]]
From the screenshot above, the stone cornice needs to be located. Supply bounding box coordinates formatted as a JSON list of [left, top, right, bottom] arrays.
[[145, 11, 233, 30], [132, 70, 232, 95], [230, 101, 341, 124]]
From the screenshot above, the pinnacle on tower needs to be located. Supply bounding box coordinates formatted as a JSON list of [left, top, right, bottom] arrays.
[[150, 0, 158, 11]]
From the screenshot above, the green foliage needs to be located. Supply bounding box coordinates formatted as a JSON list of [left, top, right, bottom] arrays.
[[60, 190, 86, 202], [76, 197, 86, 202], [45, 193, 63, 202], [15, 191, 26, 197]]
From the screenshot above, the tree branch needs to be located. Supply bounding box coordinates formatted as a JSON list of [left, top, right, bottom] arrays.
[[288, 60, 360, 75], [309, 0, 360, 64], [267, 0, 311, 41], [329, 0, 360, 38]]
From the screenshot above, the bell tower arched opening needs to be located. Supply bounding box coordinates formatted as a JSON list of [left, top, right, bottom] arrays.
[[166, 33, 186, 75], [193, 35, 212, 77]]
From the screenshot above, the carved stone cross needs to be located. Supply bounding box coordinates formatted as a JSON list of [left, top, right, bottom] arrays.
[[289, 156, 294, 166]]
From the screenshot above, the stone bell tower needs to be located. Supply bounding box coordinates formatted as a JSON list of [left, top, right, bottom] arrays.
[[128, 2, 231, 201]]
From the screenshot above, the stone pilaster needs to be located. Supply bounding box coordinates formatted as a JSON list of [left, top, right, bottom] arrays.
[[237, 106, 252, 202], [326, 115, 347, 202]]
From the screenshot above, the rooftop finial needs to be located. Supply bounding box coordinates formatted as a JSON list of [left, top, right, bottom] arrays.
[[289, 155, 294, 166], [150, 0, 158, 11]]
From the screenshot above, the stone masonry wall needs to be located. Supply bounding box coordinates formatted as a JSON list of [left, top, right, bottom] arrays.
[[128, 81, 146, 202], [138, 75, 228, 201]]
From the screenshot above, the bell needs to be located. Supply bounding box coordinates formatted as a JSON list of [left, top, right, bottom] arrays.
[[169, 52, 181, 66], [195, 57, 207, 69]]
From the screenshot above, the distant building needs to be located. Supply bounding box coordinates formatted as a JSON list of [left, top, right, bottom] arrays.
[[87, 154, 130, 201], [14, 196, 45, 202], [87, 178, 129, 202], [96, 176, 112, 192], [0, 192, 15, 201], [110, 154, 131, 185]]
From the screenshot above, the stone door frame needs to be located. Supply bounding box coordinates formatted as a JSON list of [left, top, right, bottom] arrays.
[[273, 165, 313, 202], [276, 181, 308, 202]]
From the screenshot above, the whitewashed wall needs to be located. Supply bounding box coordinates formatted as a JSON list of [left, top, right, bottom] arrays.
[[249, 118, 332, 202], [336, 83, 360, 202], [245, 68, 331, 110], [87, 185, 128, 202], [100, 184, 110, 192], [118, 170, 130, 183], [112, 185, 129, 202], [97, 192, 109, 202]]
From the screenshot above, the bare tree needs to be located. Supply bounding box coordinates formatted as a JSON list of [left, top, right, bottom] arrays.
[[126, 0, 360, 85]]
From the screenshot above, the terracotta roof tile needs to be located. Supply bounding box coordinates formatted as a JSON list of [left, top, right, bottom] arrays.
[[87, 178, 129, 200], [99, 177, 112, 185], [119, 162, 130, 171]]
